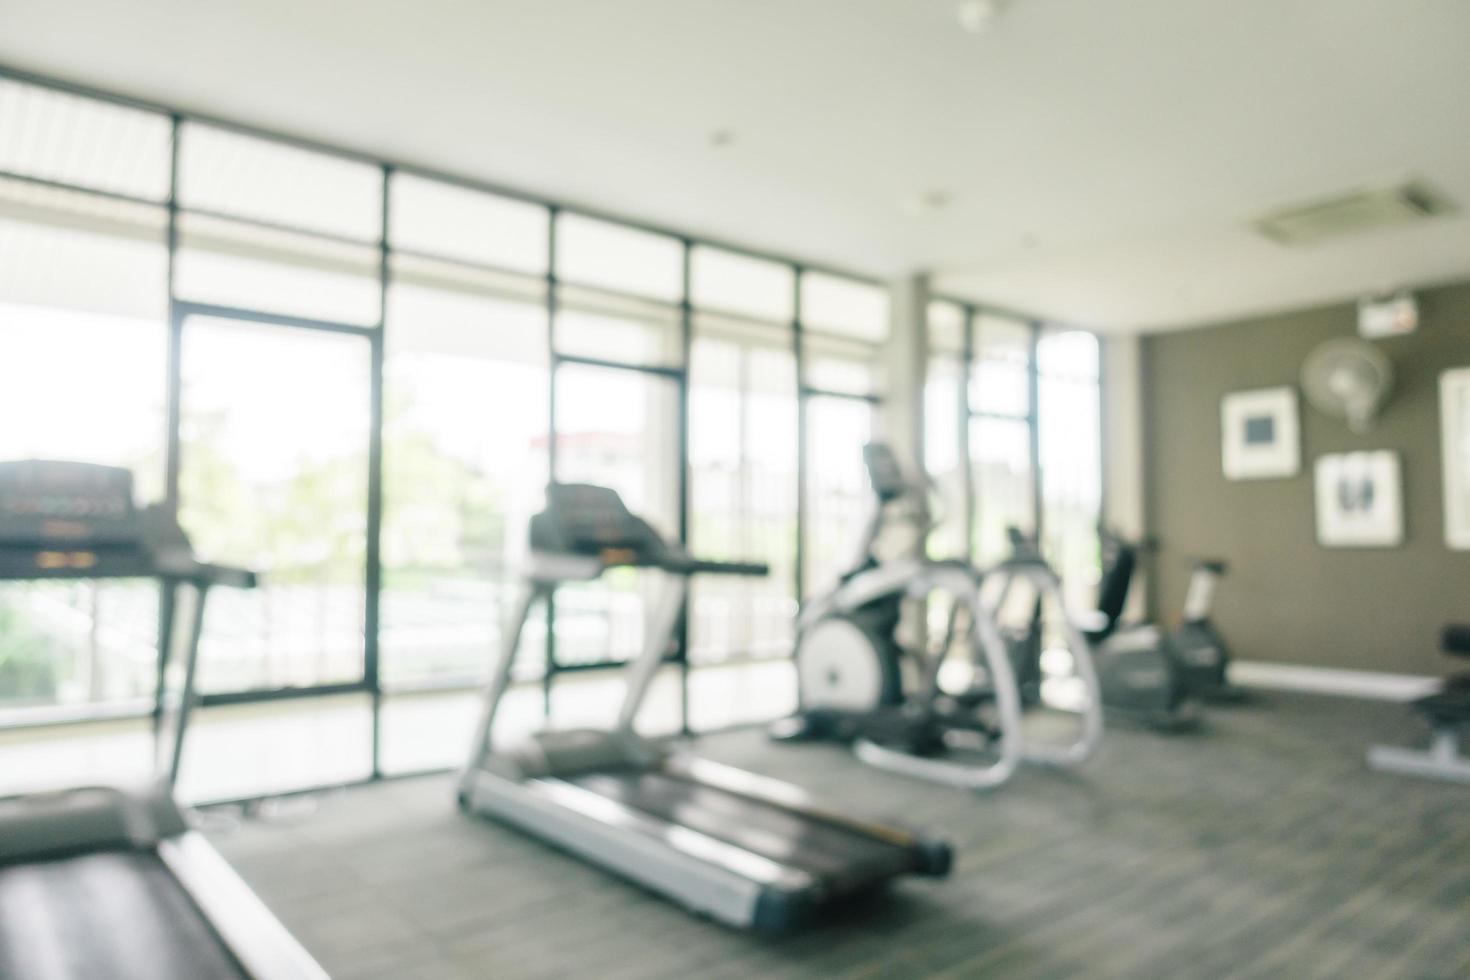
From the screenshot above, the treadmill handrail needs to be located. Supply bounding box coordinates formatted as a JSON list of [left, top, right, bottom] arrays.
[[521, 550, 768, 584], [671, 558, 769, 577]]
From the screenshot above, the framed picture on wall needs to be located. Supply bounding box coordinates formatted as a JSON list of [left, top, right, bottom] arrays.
[[1221, 386, 1300, 480], [1444, 368, 1470, 550], [1314, 451, 1404, 548]]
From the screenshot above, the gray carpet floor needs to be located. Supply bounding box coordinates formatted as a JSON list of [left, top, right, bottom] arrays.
[[210, 691, 1470, 979]]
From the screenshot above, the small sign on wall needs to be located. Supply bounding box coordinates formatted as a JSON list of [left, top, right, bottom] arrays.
[[1314, 451, 1404, 548], [1222, 387, 1300, 480]]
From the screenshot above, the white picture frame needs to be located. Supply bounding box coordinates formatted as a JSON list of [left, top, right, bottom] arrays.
[[1443, 368, 1470, 550], [1314, 451, 1404, 548], [1221, 387, 1300, 480]]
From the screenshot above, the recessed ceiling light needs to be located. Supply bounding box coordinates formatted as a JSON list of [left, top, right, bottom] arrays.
[[708, 128, 736, 149], [956, 0, 1006, 34]]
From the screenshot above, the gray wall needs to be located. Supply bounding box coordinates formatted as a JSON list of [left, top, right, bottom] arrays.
[[1143, 280, 1470, 676]]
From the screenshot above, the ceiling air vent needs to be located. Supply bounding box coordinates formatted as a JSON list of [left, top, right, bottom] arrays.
[[1253, 183, 1454, 246]]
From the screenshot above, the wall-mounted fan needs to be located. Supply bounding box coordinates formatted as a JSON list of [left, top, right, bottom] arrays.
[[1301, 338, 1394, 432]]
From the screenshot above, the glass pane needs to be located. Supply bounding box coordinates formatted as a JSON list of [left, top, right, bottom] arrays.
[[803, 396, 873, 597], [389, 174, 548, 274], [549, 664, 682, 736], [688, 660, 796, 732], [0, 581, 159, 714], [554, 290, 681, 368], [972, 314, 1032, 417], [382, 279, 550, 689], [0, 718, 151, 797], [553, 364, 680, 665], [0, 184, 170, 718], [1039, 328, 1101, 381], [0, 178, 168, 322], [689, 334, 798, 668], [928, 300, 967, 354], [555, 214, 682, 302], [178, 123, 383, 241], [805, 333, 882, 397], [1039, 332, 1103, 611], [0, 309, 167, 505], [174, 213, 382, 325], [690, 246, 794, 322], [801, 272, 888, 342], [970, 416, 1034, 566], [0, 79, 171, 201], [179, 317, 371, 692], [381, 686, 544, 775], [925, 355, 967, 559], [176, 695, 373, 804]]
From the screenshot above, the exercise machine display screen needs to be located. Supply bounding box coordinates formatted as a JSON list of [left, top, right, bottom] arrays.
[[0, 460, 137, 545]]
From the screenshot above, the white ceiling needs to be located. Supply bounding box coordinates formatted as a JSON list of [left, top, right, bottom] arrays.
[[3, 0, 1468, 332]]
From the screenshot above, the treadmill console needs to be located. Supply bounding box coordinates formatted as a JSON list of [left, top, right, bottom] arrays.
[[0, 460, 138, 545], [0, 460, 231, 582], [530, 483, 668, 566], [527, 483, 768, 578]]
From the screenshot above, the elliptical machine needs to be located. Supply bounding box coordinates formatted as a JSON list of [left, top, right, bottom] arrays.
[[770, 443, 1103, 790]]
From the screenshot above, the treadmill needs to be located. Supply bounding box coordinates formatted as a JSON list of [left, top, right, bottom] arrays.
[[0, 461, 326, 980], [459, 482, 952, 933]]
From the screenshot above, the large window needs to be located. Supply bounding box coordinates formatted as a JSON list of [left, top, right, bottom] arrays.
[[0, 70, 1104, 803], [800, 275, 887, 598], [688, 319, 800, 728], [179, 316, 372, 693], [803, 396, 875, 596], [925, 300, 969, 560], [689, 323, 799, 663], [970, 315, 1037, 565], [0, 99, 170, 722], [684, 249, 803, 729], [380, 274, 549, 692], [924, 300, 1102, 597], [1039, 331, 1104, 609], [552, 362, 681, 681]]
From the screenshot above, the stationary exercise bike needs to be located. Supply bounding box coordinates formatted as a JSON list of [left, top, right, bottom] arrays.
[[769, 443, 1103, 790], [1086, 527, 1238, 715], [1164, 552, 1238, 702]]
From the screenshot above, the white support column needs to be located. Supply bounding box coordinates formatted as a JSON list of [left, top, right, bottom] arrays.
[[882, 274, 931, 653], [1101, 332, 1147, 619], [880, 273, 930, 476]]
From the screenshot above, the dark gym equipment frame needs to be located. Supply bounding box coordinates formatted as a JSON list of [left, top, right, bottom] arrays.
[[0, 63, 1091, 804]]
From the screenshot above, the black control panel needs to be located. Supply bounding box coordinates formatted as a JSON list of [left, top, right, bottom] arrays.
[[529, 483, 767, 577], [0, 460, 250, 586], [531, 483, 664, 559], [0, 460, 138, 545]]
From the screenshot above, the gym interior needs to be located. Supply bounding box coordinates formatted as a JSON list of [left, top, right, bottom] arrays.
[[1, 3, 1467, 978]]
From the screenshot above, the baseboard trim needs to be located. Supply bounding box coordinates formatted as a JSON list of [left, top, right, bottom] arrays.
[[1229, 660, 1438, 702]]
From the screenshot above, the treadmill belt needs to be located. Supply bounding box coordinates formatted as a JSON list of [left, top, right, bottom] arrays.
[[0, 849, 245, 980], [567, 770, 917, 885]]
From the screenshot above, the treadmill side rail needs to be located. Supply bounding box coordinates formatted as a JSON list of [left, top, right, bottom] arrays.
[[160, 834, 329, 980]]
